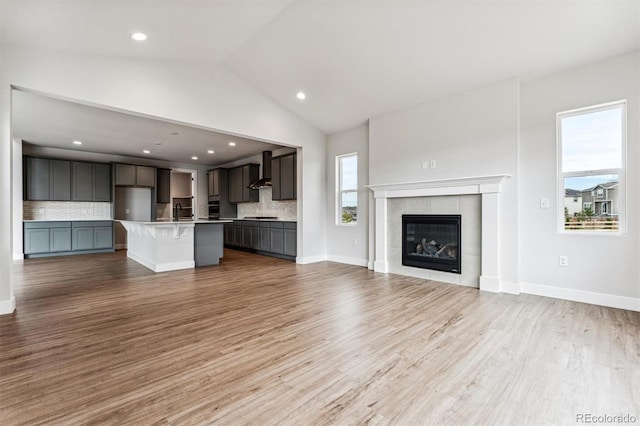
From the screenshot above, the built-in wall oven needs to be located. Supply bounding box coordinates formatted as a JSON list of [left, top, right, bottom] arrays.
[[208, 201, 220, 219]]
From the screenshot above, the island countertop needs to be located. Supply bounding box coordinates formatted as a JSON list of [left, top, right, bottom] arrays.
[[115, 219, 233, 225]]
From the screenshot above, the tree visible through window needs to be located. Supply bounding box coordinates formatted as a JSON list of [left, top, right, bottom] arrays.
[[337, 153, 357, 225], [558, 101, 625, 232]]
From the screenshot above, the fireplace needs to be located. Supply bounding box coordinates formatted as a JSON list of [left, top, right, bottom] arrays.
[[402, 214, 461, 274]]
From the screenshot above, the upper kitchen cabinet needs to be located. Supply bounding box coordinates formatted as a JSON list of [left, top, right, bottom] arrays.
[[114, 164, 156, 187], [72, 161, 112, 202], [208, 169, 221, 199], [25, 157, 71, 201], [228, 164, 259, 203], [156, 168, 171, 203], [272, 153, 296, 201]]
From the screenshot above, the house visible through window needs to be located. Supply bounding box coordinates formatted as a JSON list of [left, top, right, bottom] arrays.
[[337, 153, 357, 225], [558, 101, 625, 232]]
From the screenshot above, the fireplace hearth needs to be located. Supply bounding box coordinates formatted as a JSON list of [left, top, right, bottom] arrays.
[[402, 214, 461, 274]]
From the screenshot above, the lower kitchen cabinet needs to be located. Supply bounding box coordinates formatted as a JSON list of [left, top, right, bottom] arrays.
[[225, 220, 296, 260], [24, 221, 114, 258]]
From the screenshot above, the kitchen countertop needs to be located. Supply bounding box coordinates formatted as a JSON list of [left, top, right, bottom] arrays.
[[23, 219, 113, 222], [115, 219, 233, 225], [227, 218, 297, 222]]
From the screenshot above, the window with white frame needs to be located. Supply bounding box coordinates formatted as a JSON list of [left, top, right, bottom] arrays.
[[337, 153, 357, 225], [558, 101, 625, 232]]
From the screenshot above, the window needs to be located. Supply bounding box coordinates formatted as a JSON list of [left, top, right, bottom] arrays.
[[558, 101, 625, 232], [337, 153, 357, 225]]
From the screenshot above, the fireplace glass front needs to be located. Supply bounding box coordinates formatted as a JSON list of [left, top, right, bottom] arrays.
[[402, 214, 461, 274]]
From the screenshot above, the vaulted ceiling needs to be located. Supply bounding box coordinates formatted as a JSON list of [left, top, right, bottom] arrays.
[[2, 0, 638, 151]]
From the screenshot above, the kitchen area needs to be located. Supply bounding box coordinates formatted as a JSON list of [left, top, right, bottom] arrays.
[[21, 148, 298, 272]]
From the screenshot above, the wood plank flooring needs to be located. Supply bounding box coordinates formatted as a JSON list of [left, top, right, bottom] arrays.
[[1, 249, 639, 425]]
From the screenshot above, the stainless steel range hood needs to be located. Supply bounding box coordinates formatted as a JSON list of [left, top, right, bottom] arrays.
[[248, 151, 273, 189]]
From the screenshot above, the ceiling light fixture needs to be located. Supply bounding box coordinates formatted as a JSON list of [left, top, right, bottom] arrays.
[[192, 156, 198, 160], [296, 92, 306, 100], [207, 150, 214, 154], [130, 32, 147, 41], [143, 150, 151, 154], [72, 140, 83, 145], [228, 141, 236, 147]]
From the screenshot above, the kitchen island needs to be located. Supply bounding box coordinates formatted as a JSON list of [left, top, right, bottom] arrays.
[[117, 219, 232, 272]]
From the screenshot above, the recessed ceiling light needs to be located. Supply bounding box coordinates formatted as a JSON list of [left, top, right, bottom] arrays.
[[228, 141, 236, 147], [207, 150, 214, 154], [170, 132, 179, 135], [72, 140, 82, 145], [191, 156, 198, 160], [130, 32, 147, 41], [296, 92, 306, 100], [143, 150, 151, 154]]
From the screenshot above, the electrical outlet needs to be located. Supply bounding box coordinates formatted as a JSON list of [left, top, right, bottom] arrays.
[[421, 161, 429, 169], [558, 256, 569, 267], [540, 198, 550, 209], [38, 208, 45, 214], [353, 238, 358, 246], [162, 229, 167, 237], [430, 160, 437, 169]]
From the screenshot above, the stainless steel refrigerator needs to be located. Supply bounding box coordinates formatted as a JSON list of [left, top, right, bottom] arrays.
[[114, 187, 152, 248]]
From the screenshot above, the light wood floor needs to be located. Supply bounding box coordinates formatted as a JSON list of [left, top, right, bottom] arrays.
[[1, 250, 639, 425]]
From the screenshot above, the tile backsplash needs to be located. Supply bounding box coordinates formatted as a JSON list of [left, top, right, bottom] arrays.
[[24, 201, 112, 220], [236, 187, 297, 220]]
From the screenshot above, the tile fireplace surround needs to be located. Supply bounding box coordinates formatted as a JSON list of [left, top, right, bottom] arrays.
[[367, 175, 511, 293]]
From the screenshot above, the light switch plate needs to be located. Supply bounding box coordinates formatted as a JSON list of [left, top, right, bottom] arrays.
[[540, 198, 550, 209]]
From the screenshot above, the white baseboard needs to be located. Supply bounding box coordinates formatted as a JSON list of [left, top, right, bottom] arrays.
[[127, 251, 194, 272], [13, 253, 24, 262], [326, 255, 368, 267], [296, 255, 328, 264], [374, 260, 388, 273], [0, 297, 16, 315], [500, 281, 521, 295], [521, 282, 640, 312], [479, 275, 500, 293], [368, 261, 374, 270]]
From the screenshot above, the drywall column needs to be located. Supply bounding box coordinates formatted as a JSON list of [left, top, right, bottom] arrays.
[[479, 191, 500, 293], [373, 195, 388, 273], [0, 80, 16, 314]]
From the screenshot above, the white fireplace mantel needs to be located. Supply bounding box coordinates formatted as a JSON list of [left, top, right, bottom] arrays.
[[366, 174, 511, 293]]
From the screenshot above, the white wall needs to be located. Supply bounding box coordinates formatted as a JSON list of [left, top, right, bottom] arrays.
[[326, 124, 369, 266], [520, 51, 639, 304], [0, 47, 327, 313], [368, 79, 520, 284], [0, 50, 15, 312]]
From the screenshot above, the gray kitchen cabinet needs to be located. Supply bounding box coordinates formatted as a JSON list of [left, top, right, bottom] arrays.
[[228, 167, 243, 203], [72, 161, 93, 201], [115, 164, 156, 187], [157, 168, 171, 203], [228, 164, 259, 203], [25, 157, 50, 200], [24, 228, 50, 254], [269, 222, 284, 254], [24, 221, 113, 258], [72, 226, 95, 250], [272, 153, 296, 201], [49, 160, 72, 201], [194, 223, 224, 267], [24, 222, 72, 254], [93, 163, 112, 201], [259, 223, 270, 251], [72, 221, 113, 251], [136, 166, 156, 187], [93, 225, 113, 249], [225, 220, 296, 260], [283, 222, 297, 257], [73, 161, 112, 202], [115, 164, 136, 186], [208, 169, 220, 198]]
